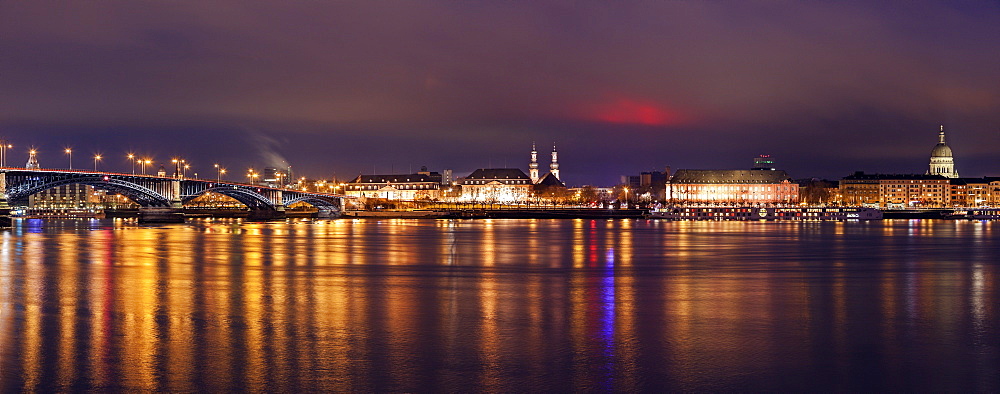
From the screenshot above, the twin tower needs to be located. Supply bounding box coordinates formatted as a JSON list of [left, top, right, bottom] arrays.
[[528, 143, 559, 184]]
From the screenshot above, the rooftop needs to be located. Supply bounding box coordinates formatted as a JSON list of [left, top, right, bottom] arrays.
[[670, 169, 793, 184]]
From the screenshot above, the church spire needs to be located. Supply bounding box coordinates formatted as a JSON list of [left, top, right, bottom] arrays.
[[550, 143, 559, 181], [528, 142, 539, 183], [939, 124, 946, 144]]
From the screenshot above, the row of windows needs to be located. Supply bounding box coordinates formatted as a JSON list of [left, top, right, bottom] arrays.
[[463, 180, 531, 185], [347, 184, 438, 191]]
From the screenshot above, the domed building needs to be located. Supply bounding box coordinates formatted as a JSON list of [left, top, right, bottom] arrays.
[[928, 125, 959, 178]]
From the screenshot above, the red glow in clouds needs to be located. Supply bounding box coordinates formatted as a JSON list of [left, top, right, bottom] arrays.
[[587, 98, 685, 126]]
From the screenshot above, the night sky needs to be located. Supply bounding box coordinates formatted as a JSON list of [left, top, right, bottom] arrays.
[[2, 2, 999, 186]]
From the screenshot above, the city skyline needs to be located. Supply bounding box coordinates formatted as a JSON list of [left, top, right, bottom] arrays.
[[2, 2, 1000, 184], [0, 128, 972, 187]]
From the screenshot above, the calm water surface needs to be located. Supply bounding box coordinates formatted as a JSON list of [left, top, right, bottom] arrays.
[[1, 218, 998, 392]]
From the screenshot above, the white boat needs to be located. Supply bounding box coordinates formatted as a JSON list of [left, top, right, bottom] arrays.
[[648, 207, 882, 221], [967, 208, 1000, 220]]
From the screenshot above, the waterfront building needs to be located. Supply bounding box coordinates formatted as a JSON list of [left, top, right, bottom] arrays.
[[928, 125, 959, 178], [840, 172, 950, 208], [839, 172, 884, 206], [460, 168, 534, 203], [344, 173, 442, 201], [667, 169, 799, 204], [879, 175, 950, 208], [27, 184, 100, 209], [948, 177, 1000, 207]]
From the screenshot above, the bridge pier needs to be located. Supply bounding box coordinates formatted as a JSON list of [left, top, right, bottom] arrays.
[[0, 174, 10, 227], [0, 204, 11, 227], [138, 207, 186, 223], [313, 207, 339, 218]]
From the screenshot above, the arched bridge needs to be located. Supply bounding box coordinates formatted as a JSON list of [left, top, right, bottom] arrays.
[[0, 168, 346, 223]]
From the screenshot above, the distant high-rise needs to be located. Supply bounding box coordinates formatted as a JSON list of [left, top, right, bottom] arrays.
[[753, 154, 775, 170], [928, 125, 959, 178]]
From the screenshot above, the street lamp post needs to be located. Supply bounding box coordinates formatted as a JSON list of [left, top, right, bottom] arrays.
[[93, 154, 102, 171], [65, 148, 73, 169], [0, 140, 11, 167], [127, 153, 135, 174]]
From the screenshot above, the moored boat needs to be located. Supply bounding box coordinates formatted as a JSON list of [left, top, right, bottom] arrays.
[[648, 206, 882, 221], [967, 208, 1000, 220]]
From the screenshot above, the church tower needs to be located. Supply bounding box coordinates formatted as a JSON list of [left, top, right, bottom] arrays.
[[550, 144, 560, 181], [529, 142, 540, 183], [927, 125, 958, 178], [26, 148, 39, 169]]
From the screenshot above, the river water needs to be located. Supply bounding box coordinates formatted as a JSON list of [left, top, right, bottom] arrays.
[[1, 218, 998, 392]]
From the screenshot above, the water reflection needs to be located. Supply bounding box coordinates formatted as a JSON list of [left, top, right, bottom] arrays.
[[0, 219, 998, 391]]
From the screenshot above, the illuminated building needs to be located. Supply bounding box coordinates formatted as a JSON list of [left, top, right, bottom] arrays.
[[928, 125, 959, 178], [667, 157, 798, 204], [263, 167, 280, 185], [948, 177, 1000, 207], [839, 172, 883, 206], [668, 170, 799, 204], [27, 184, 101, 208], [460, 168, 533, 203], [879, 175, 950, 208], [753, 154, 775, 170], [841, 172, 950, 207], [345, 173, 442, 201]]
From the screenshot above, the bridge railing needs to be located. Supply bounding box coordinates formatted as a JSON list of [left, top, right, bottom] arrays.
[[1, 167, 346, 197]]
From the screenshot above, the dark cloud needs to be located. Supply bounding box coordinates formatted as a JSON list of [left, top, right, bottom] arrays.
[[2, 1, 999, 184]]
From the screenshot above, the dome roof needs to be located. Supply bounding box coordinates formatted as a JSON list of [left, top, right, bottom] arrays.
[[931, 143, 953, 158]]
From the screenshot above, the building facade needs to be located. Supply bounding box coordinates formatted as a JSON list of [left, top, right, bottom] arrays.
[[27, 184, 101, 209], [667, 169, 799, 204], [879, 175, 950, 207], [948, 177, 1000, 207], [840, 172, 951, 208], [839, 172, 884, 206], [344, 173, 442, 201], [460, 168, 534, 203]]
